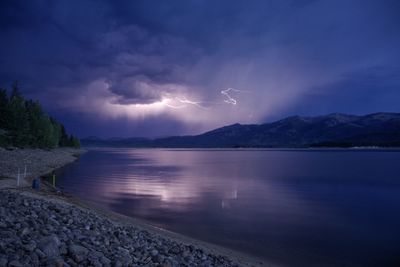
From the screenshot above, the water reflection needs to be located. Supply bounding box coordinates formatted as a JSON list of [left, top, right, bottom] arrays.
[[57, 148, 400, 266]]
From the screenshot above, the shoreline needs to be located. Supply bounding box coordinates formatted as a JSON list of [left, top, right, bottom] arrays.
[[0, 147, 86, 189], [84, 145, 400, 151], [0, 148, 271, 267]]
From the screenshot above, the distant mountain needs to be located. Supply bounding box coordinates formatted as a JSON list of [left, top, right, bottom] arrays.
[[81, 113, 400, 148]]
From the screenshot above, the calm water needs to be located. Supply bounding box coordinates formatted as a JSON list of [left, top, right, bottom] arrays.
[[56, 148, 400, 266]]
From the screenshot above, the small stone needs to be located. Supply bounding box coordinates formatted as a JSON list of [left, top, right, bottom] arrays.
[[152, 254, 162, 263], [169, 246, 180, 254], [23, 241, 36, 252], [116, 247, 132, 265], [161, 260, 173, 267], [100, 256, 111, 265], [59, 244, 68, 255], [8, 260, 23, 267], [89, 259, 102, 267], [30, 253, 39, 266], [89, 249, 105, 259], [182, 250, 189, 258], [53, 258, 66, 267], [21, 227, 30, 236], [185, 255, 195, 263], [0, 258, 7, 267], [35, 248, 46, 259], [151, 249, 158, 257]]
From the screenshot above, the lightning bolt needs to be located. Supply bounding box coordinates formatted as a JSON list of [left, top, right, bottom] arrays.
[[221, 88, 248, 105], [176, 96, 207, 109], [163, 95, 207, 110], [164, 102, 187, 109], [163, 87, 249, 110]]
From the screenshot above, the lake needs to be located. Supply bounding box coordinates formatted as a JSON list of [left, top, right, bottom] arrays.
[[56, 148, 400, 266]]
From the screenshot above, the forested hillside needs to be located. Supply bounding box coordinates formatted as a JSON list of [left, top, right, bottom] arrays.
[[0, 82, 80, 148]]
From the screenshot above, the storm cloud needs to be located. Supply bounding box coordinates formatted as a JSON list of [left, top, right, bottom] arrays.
[[0, 0, 399, 137]]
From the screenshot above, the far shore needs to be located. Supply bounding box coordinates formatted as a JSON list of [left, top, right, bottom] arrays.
[[0, 147, 270, 267]]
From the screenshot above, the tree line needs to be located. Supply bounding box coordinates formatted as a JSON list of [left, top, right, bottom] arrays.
[[0, 82, 80, 149]]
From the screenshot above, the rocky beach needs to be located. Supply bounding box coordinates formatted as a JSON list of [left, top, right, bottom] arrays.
[[0, 149, 265, 267], [0, 148, 85, 189]]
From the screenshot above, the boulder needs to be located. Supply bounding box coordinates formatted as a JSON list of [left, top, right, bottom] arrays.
[[38, 235, 61, 259], [68, 244, 89, 263]]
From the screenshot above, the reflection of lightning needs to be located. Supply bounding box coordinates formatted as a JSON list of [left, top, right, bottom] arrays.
[[221, 88, 248, 105]]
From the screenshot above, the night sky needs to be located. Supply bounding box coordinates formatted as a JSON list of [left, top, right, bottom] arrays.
[[1, 0, 399, 138]]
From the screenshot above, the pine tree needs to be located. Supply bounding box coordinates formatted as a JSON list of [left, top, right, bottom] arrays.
[[26, 100, 44, 146], [8, 82, 30, 147], [10, 81, 22, 100], [0, 81, 80, 149], [68, 135, 81, 148], [59, 124, 69, 146], [0, 88, 9, 128], [49, 118, 61, 148], [0, 88, 9, 146]]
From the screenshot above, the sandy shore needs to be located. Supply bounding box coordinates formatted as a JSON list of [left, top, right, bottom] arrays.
[[0, 148, 271, 267]]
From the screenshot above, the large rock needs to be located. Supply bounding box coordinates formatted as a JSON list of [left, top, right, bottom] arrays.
[[68, 244, 89, 263], [38, 234, 61, 259]]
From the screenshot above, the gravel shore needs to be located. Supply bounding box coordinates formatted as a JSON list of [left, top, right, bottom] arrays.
[[0, 148, 85, 189], [0, 189, 247, 267], [0, 148, 267, 267]]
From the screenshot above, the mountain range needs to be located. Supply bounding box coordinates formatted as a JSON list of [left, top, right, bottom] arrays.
[[81, 112, 400, 148]]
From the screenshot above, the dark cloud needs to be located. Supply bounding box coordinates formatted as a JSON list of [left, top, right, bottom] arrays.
[[282, 66, 400, 117], [0, 0, 399, 137], [107, 76, 165, 105]]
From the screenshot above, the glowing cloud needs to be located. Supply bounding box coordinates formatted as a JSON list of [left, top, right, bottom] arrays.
[[55, 78, 261, 134]]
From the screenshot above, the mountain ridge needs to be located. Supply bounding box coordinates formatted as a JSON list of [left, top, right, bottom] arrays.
[[82, 112, 400, 148]]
